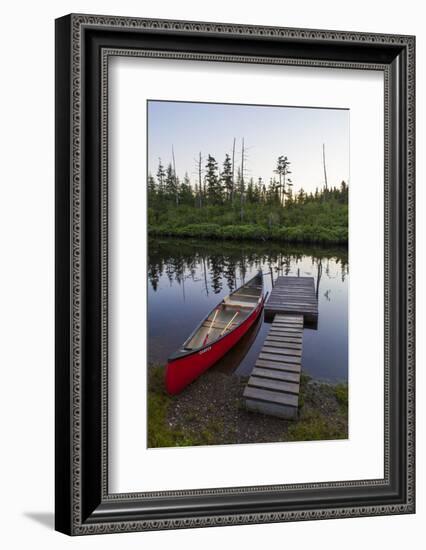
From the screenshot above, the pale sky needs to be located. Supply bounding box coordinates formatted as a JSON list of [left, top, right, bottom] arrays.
[[147, 100, 349, 194]]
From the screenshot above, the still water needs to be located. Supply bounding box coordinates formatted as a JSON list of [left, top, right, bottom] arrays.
[[148, 238, 348, 382]]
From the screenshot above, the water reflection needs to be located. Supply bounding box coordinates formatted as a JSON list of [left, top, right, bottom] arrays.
[[148, 239, 348, 294], [148, 238, 349, 382]]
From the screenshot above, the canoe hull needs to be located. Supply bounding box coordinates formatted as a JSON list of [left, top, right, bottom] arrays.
[[165, 297, 264, 395]]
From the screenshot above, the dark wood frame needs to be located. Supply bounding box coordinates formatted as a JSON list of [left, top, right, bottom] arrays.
[[55, 13, 415, 535]]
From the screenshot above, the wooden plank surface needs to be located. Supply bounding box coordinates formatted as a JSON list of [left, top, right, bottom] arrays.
[[243, 386, 299, 408], [261, 346, 302, 357], [264, 276, 318, 321], [252, 367, 300, 383], [267, 334, 302, 341], [272, 324, 304, 329], [245, 312, 305, 419], [247, 376, 299, 394], [274, 315, 303, 322], [255, 359, 301, 372], [259, 352, 299, 364], [270, 326, 301, 338], [264, 341, 302, 351]]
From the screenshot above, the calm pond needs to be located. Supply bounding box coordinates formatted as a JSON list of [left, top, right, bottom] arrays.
[[148, 237, 348, 383]]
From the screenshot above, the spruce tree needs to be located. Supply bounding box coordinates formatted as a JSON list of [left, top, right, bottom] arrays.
[[179, 173, 194, 205], [156, 159, 166, 200], [205, 155, 222, 205], [147, 173, 156, 202], [220, 154, 233, 202], [246, 178, 255, 203], [274, 155, 292, 205], [165, 163, 178, 204]]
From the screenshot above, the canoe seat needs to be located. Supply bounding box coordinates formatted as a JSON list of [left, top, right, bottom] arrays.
[[224, 298, 256, 308], [202, 320, 228, 329], [234, 292, 260, 298]]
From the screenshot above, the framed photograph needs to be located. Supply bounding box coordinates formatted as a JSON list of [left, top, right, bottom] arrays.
[[55, 14, 415, 535]]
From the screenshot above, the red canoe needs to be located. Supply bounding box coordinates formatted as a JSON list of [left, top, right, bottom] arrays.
[[165, 272, 266, 395]]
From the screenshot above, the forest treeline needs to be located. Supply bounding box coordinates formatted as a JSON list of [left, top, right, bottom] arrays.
[[148, 151, 348, 245]]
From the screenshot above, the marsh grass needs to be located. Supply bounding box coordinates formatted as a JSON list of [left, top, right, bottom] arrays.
[[147, 365, 226, 448]]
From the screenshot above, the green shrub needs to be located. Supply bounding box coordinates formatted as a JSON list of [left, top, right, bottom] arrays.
[[148, 222, 348, 245], [287, 411, 346, 441], [334, 383, 349, 410]]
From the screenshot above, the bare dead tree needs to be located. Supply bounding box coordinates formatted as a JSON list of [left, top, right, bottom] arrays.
[[197, 152, 203, 208], [241, 138, 245, 185], [240, 138, 249, 222], [323, 143, 328, 191], [172, 145, 178, 206], [231, 137, 236, 205]]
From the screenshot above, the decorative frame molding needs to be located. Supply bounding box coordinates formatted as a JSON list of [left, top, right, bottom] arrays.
[[55, 14, 415, 535]]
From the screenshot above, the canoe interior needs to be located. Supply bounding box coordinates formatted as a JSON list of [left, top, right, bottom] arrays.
[[183, 275, 263, 351]]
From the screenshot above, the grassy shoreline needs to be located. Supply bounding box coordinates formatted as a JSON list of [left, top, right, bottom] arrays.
[[149, 223, 348, 245], [147, 365, 348, 448]]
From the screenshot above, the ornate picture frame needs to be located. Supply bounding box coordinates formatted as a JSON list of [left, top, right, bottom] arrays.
[[55, 14, 415, 535]]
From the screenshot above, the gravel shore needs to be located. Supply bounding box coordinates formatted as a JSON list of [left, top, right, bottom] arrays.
[[148, 365, 348, 447]]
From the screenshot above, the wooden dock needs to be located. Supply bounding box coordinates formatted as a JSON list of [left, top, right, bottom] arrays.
[[243, 314, 303, 419], [264, 276, 318, 325], [244, 276, 318, 419]]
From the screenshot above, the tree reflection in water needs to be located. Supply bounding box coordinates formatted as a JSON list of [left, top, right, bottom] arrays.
[[148, 237, 348, 299]]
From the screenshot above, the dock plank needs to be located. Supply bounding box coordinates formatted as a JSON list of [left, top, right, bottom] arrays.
[[269, 326, 302, 333], [272, 322, 304, 328], [252, 367, 300, 383], [265, 335, 302, 343], [255, 359, 301, 373], [247, 376, 300, 394], [264, 339, 301, 350], [267, 328, 302, 333], [261, 346, 302, 357], [274, 315, 303, 322], [243, 386, 299, 408], [265, 336, 302, 343], [269, 330, 304, 337], [259, 352, 300, 364]]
